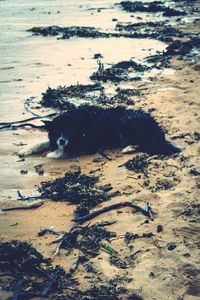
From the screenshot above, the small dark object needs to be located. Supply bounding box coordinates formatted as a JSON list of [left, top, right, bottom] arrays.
[[167, 243, 177, 251], [109, 256, 128, 269], [94, 53, 103, 59], [124, 154, 149, 173], [38, 228, 60, 237], [157, 225, 163, 233], [20, 169, 28, 175]]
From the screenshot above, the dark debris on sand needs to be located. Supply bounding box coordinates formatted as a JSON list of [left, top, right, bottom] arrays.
[[41, 83, 104, 110], [1, 240, 144, 299], [39, 170, 118, 217], [0, 241, 78, 299], [29, 25, 110, 39], [116, 21, 183, 42], [41, 80, 138, 110], [124, 154, 150, 174], [120, 1, 187, 16], [90, 59, 148, 82], [52, 222, 116, 258]]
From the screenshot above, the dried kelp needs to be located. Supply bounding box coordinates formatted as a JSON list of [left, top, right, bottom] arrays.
[[116, 22, 183, 42], [120, 1, 187, 16], [41, 83, 104, 110], [124, 154, 150, 174], [39, 170, 117, 217], [90, 60, 148, 82], [29, 25, 110, 39], [0, 241, 77, 299], [124, 232, 154, 244], [51, 222, 116, 258]]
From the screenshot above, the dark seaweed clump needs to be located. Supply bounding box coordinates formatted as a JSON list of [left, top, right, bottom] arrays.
[[90, 60, 148, 82], [29, 25, 110, 39], [41, 81, 139, 110], [146, 36, 200, 68], [39, 170, 117, 217], [116, 22, 183, 43], [166, 38, 200, 56], [120, 1, 187, 16], [41, 83, 103, 110], [124, 232, 154, 244], [124, 154, 150, 174], [0, 241, 77, 299], [53, 223, 116, 258]]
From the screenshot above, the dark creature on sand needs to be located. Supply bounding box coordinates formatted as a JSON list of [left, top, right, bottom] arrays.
[[44, 105, 181, 158], [19, 105, 182, 159]]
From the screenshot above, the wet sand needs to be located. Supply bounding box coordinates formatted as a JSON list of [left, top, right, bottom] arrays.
[[0, 1, 200, 299]]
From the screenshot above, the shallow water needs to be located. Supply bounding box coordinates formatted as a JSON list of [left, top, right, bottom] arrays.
[[0, 0, 167, 121]]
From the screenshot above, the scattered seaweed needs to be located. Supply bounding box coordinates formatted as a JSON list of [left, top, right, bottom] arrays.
[[41, 83, 104, 110], [0, 241, 78, 299], [39, 170, 117, 217], [90, 59, 148, 82], [124, 232, 154, 244], [29, 25, 110, 39], [120, 1, 187, 16], [124, 154, 150, 174], [51, 222, 116, 258], [166, 37, 200, 56], [116, 21, 183, 42]]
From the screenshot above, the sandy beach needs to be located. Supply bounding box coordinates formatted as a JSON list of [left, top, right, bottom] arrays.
[[0, 1, 199, 299]]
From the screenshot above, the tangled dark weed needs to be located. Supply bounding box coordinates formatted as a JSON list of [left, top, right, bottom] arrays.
[[53, 222, 116, 258], [39, 170, 117, 217], [41, 83, 103, 110], [0, 241, 78, 299], [124, 154, 150, 174]]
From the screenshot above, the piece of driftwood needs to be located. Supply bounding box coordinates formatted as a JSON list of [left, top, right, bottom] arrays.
[[1, 123, 45, 130], [51, 240, 63, 261], [73, 201, 151, 223], [17, 190, 42, 201], [1, 201, 44, 212], [0, 112, 57, 130]]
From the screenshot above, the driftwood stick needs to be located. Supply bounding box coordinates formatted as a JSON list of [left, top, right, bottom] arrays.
[[0, 113, 57, 126], [51, 240, 63, 261], [1, 201, 44, 212], [17, 190, 42, 201], [73, 201, 150, 223], [0, 123, 45, 130]]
